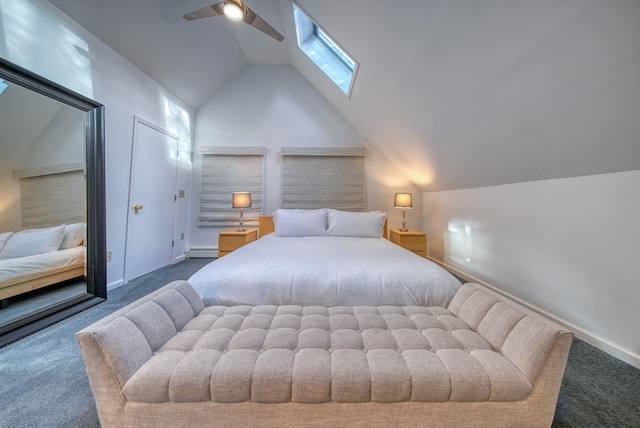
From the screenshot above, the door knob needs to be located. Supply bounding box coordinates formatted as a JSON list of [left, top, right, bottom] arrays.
[[133, 204, 144, 213]]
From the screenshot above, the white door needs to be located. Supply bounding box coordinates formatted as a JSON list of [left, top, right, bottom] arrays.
[[124, 118, 178, 282]]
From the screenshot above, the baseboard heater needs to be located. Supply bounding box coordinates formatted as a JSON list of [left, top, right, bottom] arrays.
[[185, 248, 218, 258]]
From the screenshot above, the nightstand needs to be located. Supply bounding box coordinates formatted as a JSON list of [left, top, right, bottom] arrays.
[[390, 229, 427, 258], [218, 229, 257, 258]]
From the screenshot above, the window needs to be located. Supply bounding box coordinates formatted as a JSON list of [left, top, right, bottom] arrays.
[[314, 27, 356, 73], [0, 79, 7, 95], [281, 147, 366, 211], [293, 3, 358, 96], [198, 146, 265, 227], [163, 97, 191, 165]]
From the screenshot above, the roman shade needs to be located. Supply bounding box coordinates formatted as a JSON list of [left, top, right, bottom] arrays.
[[281, 147, 366, 211], [12, 163, 86, 229], [198, 146, 264, 227]]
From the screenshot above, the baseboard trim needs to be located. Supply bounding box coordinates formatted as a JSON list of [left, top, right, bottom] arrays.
[[185, 248, 219, 258], [430, 257, 640, 369], [107, 279, 125, 291]]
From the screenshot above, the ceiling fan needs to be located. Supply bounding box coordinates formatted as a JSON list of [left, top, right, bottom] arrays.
[[183, 0, 285, 42]]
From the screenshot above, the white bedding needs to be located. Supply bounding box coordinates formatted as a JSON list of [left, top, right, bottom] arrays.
[[0, 246, 85, 283], [189, 235, 462, 307]]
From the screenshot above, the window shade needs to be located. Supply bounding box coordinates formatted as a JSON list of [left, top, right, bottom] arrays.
[[198, 146, 264, 227], [15, 166, 86, 230], [281, 147, 366, 211]]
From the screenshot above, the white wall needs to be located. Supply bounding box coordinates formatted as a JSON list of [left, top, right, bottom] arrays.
[[22, 108, 85, 168], [189, 64, 419, 249], [423, 170, 640, 367], [0, 0, 193, 288], [0, 169, 21, 233]]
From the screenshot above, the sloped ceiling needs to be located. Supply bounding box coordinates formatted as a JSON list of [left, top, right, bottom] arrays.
[[49, 0, 290, 108], [49, 0, 640, 192], [0, 82, 63, 169]]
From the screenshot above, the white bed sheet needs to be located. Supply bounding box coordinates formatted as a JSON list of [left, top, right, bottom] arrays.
[[189, 235, 462, 307], [0, 246, 85, 282]]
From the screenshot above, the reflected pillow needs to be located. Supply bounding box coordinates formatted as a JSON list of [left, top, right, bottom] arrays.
[[0, 232, 12, 252], [0, 224, 66, 259], [60, 223, 86, 249], [273, 209, 327, 237], [327, 209, 386, 238]]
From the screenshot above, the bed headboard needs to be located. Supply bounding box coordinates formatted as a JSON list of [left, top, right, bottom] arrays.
[[258, 216, 276, 237], [12, 163, 85, 229], [258, 216, 388, 239]]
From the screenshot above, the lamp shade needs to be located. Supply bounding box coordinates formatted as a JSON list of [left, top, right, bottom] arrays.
[[232, 192, 252, 208], [394, 193, 412, 208]]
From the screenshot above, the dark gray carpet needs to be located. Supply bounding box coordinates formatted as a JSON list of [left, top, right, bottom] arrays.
[[0, 258, 638, 427], [553, 338, 640, 427]]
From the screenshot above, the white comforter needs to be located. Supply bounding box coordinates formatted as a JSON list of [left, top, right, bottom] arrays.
[[0, 247, 85, 283], [189, 235, 462, 307]]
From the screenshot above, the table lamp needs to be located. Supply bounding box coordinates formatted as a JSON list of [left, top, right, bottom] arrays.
[[232, 192, 251, 231], [393, 193, 412, 232]]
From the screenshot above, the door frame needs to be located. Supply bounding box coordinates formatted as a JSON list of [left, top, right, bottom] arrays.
[[123, 115, 180, 283]]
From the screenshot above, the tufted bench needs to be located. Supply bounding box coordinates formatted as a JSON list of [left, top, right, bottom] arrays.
[[77, 281, 573, 428]]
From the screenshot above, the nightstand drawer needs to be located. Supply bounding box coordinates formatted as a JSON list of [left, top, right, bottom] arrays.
[[219, 235, 253, 252], [390, 229, 427, 258], [396, 235, 426, 251], [218, 229, 257, 257]]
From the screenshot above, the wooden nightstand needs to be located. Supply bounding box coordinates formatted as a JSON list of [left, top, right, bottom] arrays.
[[218, 229, 257, 258], [390, 229, 427, 258]]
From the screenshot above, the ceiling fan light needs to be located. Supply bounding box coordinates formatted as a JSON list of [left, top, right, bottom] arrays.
[[223, 1, 244, 22]]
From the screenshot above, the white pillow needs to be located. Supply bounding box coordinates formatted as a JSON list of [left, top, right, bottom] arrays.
[[327, 209, 386, 238], [0, 232, 13, 252], [0, 224, 66, 259], [273, 209, 328, 237], [60, 223, 86, 249]]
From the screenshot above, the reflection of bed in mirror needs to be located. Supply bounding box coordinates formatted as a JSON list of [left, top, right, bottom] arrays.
[[0, 245, 85, 306], [0, 164, 86, 308]]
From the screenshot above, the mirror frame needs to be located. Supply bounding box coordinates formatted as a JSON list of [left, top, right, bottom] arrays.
[[0, 57, 106, 346]]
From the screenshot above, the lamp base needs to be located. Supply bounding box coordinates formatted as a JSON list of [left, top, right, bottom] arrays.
[[400, 210, 407, 232], [237, 208, 245, 232]]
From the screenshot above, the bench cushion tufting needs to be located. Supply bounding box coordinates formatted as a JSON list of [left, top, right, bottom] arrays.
[[118, 304, 533, 404]]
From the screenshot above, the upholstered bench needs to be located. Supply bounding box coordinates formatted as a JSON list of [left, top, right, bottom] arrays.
[[77, 281, 573, 428]]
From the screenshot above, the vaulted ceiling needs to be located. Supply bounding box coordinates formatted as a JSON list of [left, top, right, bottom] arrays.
[[49, 0, 640, 192]]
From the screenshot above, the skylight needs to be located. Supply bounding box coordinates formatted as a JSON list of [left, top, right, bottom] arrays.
[[293, 3, 358, 96]]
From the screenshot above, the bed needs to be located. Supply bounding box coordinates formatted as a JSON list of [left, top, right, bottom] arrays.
[[189, 209, 462, 307], [0, 223, 86, 305]]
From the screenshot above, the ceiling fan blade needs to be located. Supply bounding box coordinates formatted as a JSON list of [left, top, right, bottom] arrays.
[[242, 4, 284, 42], [183, 2, 225, 21]]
